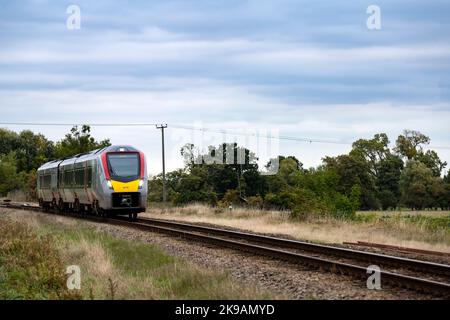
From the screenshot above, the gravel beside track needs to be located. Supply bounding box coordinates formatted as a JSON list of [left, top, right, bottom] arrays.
[[0, 208, 442, 300]]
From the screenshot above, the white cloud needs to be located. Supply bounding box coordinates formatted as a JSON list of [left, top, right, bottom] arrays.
[[1, 84, 449, 173]]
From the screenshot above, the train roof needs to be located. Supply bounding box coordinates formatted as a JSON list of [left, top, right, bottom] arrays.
[[37, 145, 141, 171]]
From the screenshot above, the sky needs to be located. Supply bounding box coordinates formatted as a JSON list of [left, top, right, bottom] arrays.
[[0, 0, 449, 175]]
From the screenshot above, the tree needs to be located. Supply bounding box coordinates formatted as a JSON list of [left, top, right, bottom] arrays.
[[400, 161, 435, 210], [415, 150, 447, 177], [0, 129, 56, 172], [323, 154, 379, 210], [0, 128, 20, 156], [376, 154, 404, 209], [54, 125, 111, 158], [444, 170, 450, 184], [16, 130, 55, 172], [170, 168, 217, 205], [181, 142, 258, 199], [0, 152, 20, 196], [394, 130, 446, 176], [278, 157, 303, 186], [394, 130, 430, 160], [351, 133, 390, 178]]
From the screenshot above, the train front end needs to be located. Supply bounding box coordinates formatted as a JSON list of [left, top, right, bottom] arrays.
[[98, 146, 148, 216]]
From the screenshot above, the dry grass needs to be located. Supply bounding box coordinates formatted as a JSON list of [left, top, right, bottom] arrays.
[[1, 209, 278, 300], [0, 217, 81, 299], [144, 204, 450, 253]]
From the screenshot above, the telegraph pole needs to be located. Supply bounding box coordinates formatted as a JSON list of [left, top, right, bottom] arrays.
[[156, 124, 168, 202]]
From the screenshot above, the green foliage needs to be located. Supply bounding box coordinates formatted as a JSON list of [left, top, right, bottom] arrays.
[[399, 160, 446, 210], [54, 125, 111, 158], [394, 129, 430, 160], [2, 126, 449, 216], [0, 220, 80, 299], [247, 195, 264, 209], [170, 169, 218, 206], [415, 150, 447, 177], [323, 153, 379, 210], [150, 132, 450, 218], [220, 189, 240, 206], [0, 152, 20, 196], [0, 126, 109, 199], [395, 130, 447, 176], [0, 128, 54, 172], [376, 154, 403, 209]]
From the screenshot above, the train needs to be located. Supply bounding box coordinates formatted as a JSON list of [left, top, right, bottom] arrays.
[[37, 145, 148, 220]]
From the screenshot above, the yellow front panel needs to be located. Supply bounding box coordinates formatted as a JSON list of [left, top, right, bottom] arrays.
[[111, 179, 139, 192]]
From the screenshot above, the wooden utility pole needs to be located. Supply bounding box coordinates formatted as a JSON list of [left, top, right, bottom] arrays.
[[156, 124, 168, 202]]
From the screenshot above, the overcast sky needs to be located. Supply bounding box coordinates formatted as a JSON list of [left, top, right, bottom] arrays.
[[1, 0, 449, 175]]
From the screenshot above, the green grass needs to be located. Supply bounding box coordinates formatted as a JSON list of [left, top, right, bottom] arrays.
[[0, 220, 81, 300], [352, 211, 450, 245], [355, 211, 450, 231], [1, 213, 278, 300]]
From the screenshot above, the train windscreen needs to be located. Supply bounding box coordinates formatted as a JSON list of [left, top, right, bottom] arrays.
[[107, 153, 140, 182]]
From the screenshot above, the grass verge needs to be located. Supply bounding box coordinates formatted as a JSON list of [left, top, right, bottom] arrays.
[[0, 211, 277, 300], [144, 204, 450, 252], [0, 219, 80, 299]]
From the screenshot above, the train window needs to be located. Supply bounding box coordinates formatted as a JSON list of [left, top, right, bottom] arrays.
[[75, 169, 84, 187], [107, 153, 140, 182], [43, 174, 51, 189], [86, 166, 93, 187], [64, 170, 73, 186]]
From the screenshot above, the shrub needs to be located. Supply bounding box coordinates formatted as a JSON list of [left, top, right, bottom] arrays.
[[0, 220, 80, 299], [264, 188, 326, 219], [247, 195, 264, 209], [221, 189, 240, 205]]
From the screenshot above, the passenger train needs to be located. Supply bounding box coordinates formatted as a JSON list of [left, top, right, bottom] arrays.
[[37, 145, 148, 220]]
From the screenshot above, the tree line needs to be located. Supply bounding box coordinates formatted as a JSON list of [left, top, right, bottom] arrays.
[[1, 126, 449, 217], [0, 125, 110, 199], [148, 130, 450, 218]]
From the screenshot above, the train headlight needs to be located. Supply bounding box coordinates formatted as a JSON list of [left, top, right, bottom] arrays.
[[138, 179, 144, 189], [107, 180, 113, 190]]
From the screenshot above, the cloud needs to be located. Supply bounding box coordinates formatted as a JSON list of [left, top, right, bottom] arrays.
[[0, 0, 449, 173]]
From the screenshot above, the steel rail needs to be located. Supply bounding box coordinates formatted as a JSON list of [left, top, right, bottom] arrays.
[[2, 203, 450, 296], [136, 217, 450, 277]]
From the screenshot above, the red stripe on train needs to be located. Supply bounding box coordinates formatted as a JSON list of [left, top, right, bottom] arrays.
[[101, 152, 111, 180]]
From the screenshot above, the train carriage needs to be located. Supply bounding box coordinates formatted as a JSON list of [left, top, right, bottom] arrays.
[[37, 145, 148, 219]]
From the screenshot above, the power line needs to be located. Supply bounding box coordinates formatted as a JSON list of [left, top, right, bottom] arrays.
[[0, 122, 158, 127], [170, 124, 351, 145], [0, 122, 350, 145], [1, 121, 450, 150], [170, 125, 450, 150]]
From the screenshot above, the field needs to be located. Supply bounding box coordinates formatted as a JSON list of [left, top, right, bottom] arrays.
[[144, 204, 450, 253], [0, 209, 278, 300]]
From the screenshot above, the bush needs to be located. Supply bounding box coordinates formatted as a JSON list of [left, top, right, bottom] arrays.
[[247, 195, 264, 209], [378, 189, 398, 210], [221, 189, 240, 206], [332, 194, 356, 219], [264, 188, 327, 219], [329, 185, 360, 219], [173, 190, 217, 206], [0, 220, 80, 299]]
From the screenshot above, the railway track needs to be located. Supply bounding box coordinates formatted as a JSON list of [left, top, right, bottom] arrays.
[[2, 202, 450, 297]]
